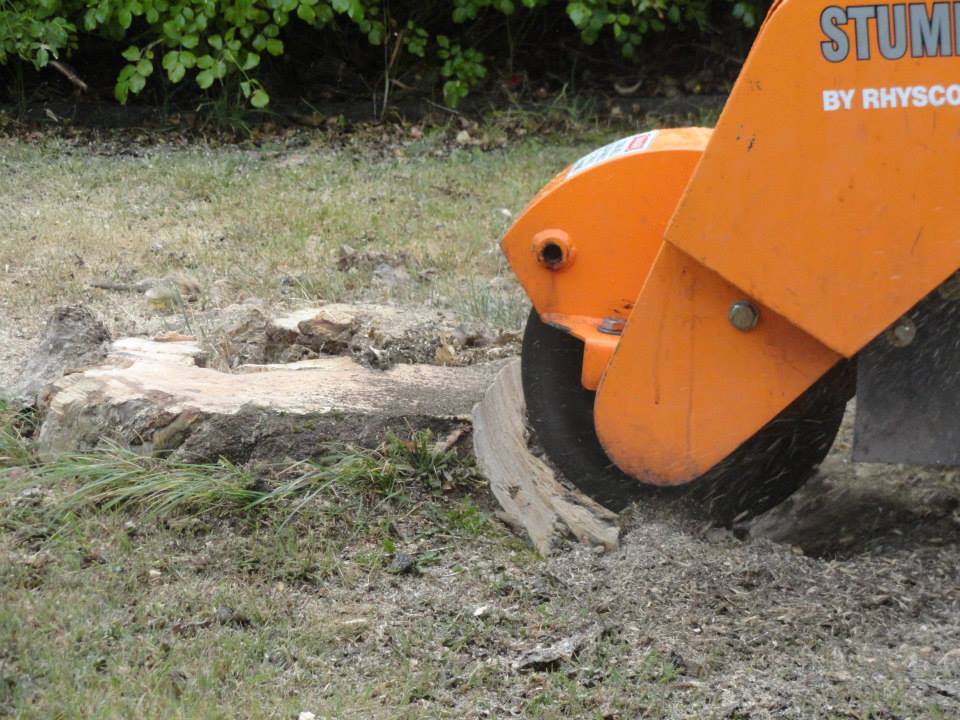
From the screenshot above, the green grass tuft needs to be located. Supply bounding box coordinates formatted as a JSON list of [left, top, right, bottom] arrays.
[[0, 429, 493, 547]]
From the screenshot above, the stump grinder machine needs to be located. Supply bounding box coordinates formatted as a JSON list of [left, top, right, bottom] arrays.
[[501, 0, 960, 525]]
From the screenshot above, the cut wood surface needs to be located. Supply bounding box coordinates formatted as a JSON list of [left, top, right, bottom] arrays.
[[472, 359, 621, 555], [38, 337, 510, 463]]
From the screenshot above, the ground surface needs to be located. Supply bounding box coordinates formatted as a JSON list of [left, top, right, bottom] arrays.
[[1, 130, 959, 719]]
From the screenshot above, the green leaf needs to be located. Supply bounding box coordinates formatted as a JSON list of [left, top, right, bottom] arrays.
[[180, 51, 196, 68], [443, 79, 466, 108], [136, 59, 153, 76], [208, 34, 223, 50], [567, 2, 589, 27], [169, 63, 185, 82], [181, 34, 199, 49], [240, 80, 251, 98], [146, 7, 159, 22], [250, 89, 270, 108], [196, 54, 214, 69], [266, 38, 283, 56], [122, 45, 141, 61], [196, 68, 214, 89], [129, 73, 146, 93], [118, 8, 133, 29], [242, 52, 260, 70], [162, 51, 179, 70], [162, 20, 180, 40], [35, 48, 49, 68], [115, 80, 129, 103], [297, 3, 316, 23]]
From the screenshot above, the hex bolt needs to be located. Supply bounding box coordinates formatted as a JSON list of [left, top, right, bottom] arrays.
[[887, 317, 917, 348], [728, 301, 760, 332], [599, 317, 626, 335]]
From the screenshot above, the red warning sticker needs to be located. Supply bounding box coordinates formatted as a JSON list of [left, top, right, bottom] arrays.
[[566, 130, 658, 178]]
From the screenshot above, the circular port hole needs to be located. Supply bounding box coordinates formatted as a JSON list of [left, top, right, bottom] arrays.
[[540, 242, 565, 267]]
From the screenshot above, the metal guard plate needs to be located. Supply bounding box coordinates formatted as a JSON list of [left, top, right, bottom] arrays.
[[854, 275, 960, 465]]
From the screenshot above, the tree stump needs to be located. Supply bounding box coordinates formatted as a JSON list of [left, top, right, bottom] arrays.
[[37, 335, 510, 464], [472, 360, 621, 555]]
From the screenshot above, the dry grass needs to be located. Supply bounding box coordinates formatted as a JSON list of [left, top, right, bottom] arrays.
[[1, 127, 606, 382], [0, 130, 592, 337]]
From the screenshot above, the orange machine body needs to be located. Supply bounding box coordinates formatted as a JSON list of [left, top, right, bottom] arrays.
[[502, 0, 960, 487], [499, 127, 711, 389]]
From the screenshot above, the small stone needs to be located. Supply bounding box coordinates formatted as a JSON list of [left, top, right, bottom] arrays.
[[298, 712, 317, 720], [455, 130, 472, 144], [512, 635, 585, 672], [386, 552, 419, 575], [13, 486, 47, 507], [473, 605, 490, 618]]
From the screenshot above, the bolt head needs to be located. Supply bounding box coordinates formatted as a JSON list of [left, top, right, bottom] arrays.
[[599, 317, 626, 335], [887, 318, 917, 348], [728, 301, 760, 332]]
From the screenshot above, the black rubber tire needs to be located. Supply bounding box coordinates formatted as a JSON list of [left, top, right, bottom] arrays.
[[521, 310, 854, 525]]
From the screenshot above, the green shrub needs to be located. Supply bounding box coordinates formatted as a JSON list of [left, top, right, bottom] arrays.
[[0, 0, 764, 108]]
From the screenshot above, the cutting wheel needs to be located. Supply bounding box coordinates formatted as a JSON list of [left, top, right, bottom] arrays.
[[521, 310, 855, 525]]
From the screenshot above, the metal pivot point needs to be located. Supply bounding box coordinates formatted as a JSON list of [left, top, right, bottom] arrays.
[[728, 301, 760, 332]]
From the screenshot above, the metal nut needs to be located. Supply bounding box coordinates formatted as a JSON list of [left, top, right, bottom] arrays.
[[728, 301, 760, 332]]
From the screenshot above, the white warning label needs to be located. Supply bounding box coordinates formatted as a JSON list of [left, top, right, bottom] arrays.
[[566, 131, 658, 178]]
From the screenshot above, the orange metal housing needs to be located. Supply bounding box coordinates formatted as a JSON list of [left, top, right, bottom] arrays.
[[500, 127, 711, 389], [667, 0, 960, 358]]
